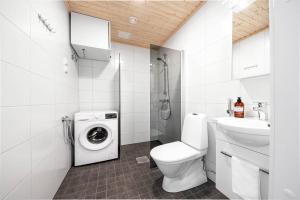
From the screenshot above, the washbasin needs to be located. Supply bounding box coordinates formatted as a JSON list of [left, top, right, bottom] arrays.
[[217, 117, 270, 147]]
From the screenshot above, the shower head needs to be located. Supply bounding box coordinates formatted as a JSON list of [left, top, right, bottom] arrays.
[[157, 57, 167, 66]]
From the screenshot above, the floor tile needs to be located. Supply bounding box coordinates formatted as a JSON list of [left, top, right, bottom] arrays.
[[54, 142, 228, 199]]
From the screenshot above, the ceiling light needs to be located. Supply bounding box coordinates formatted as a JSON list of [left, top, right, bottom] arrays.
[[128, 16, 138, 24], [224, 0, 256, 13], [118, 31, 131, 39]]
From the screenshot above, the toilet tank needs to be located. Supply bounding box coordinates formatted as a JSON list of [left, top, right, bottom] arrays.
[[181, 113, 208, 151]]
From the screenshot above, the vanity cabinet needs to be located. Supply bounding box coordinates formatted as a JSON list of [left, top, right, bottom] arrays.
[[215, 120, 269, 200], [216, 140, 269, 200], [233, 29, 270, 79], [71, 12, 111, 61]]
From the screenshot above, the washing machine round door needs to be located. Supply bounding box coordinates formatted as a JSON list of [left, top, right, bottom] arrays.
[[79, 124, 113, 151]]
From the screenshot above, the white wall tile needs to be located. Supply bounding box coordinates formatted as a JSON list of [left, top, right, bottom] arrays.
[[3, 174, 31, 200], [0, 0, 31, 35], [1, 106, 30, 152], [79, 78, 93, 90], [0, 1, 78, 199], [93, 80, 114, 92], [0, 17, 30, 69], [79, 90, 93, 102], [93, 91, 115, 103], [31, 153, 55, 199], [30, 74, 55, 105], [30, 42, 54, 79], [92, 102, 116, 111], [0, 142, 31, 199], [2, 63, 31, 106], [93, 60, 116, 80], [78, 43, 150, 145], [31, 128, 54, 167], [30, 105, 55, 137]]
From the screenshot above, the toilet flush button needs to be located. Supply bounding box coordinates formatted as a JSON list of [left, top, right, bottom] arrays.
[[283, 188, 296, 198]]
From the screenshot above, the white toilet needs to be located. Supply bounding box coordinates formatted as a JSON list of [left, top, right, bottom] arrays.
[[150, 113, 208, 193]]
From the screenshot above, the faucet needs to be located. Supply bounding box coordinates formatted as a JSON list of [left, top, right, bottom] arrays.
[[253, 102, 268, 121], [226, 98, 234, 116]]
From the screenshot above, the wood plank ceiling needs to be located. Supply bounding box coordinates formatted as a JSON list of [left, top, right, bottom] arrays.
[[233, 0, 269, 43], [65, 0, 206, 48]]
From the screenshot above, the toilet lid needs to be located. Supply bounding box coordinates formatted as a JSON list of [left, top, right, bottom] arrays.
[[150, 141, 203, 164]]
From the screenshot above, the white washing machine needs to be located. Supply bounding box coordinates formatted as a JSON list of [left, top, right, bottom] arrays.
[[74, 111, 118, 166]]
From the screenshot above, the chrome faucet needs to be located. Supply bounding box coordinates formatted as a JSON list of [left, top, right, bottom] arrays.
[[253, 102, 268, 121], [226, 98, 234, 116]]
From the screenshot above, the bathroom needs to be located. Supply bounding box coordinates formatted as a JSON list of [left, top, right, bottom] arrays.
[[0, 0, 299, 199]]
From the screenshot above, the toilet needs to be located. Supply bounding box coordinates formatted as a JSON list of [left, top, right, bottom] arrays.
[[150, 113, 208, 193]]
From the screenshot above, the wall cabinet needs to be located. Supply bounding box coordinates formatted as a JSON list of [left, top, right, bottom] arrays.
[[233, 29, 270, 79], [71, 12, 111, 61]]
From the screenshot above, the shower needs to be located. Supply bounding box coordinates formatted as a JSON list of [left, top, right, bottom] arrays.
[[150, 45, 181, 164], [157, 54, 171, 120]]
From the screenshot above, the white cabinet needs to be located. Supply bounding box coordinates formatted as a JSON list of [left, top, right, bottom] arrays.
[[233, 29, 270, 79], [71, 12, 111, 61], [215, 124, 269, 199], [216, 140, 269, 200]]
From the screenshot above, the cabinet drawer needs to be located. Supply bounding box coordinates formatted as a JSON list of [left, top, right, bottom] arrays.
[[216, 140, 269, 199]]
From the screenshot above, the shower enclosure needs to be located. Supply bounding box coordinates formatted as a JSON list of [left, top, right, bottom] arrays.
[[150, 45, 182, 162]]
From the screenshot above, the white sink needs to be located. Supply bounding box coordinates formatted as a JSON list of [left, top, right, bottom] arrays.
[[217, 117, 270, 147]]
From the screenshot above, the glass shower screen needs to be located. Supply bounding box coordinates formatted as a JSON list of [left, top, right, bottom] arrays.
[[150, 44, 182, 161]]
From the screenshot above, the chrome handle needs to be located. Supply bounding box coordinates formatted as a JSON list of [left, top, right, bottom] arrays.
[[243, 65, 258, 70], [220, 151, 269, 174], [78, 119, 89, 121]]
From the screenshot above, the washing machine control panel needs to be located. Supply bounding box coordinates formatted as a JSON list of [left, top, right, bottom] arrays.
[[105, 113, 117, 119]]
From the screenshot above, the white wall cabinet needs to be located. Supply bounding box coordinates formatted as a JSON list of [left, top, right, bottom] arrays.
[[233, 29, 270, 79], [71, 12, 111, 61]]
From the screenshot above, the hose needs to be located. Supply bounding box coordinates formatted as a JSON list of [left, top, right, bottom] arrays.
[[62, 116, 74, 145]]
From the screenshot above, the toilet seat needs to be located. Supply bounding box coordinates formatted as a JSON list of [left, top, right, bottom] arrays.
[[150, 141, 205, 164]]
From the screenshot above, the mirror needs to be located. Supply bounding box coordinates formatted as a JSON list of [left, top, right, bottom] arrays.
[[232, 0, 270, 79]]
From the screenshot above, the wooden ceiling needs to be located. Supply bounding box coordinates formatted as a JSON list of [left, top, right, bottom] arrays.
[[65, 0, 206, 48], [233, 0, 269, 43]]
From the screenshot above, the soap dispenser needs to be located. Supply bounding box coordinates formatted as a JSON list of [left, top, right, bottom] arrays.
[[234, 97, 244, 118]]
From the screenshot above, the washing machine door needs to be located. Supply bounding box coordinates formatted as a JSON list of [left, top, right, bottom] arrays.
[[79, 124, 113, 151]]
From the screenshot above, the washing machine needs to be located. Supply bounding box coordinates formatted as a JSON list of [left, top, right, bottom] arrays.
[[74, 111, 118, 166]]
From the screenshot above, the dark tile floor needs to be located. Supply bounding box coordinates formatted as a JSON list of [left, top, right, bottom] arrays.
[[54, 142, 227, 199]]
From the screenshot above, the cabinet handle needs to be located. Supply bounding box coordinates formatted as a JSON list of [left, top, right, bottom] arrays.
[[220, 151, 269, 174], [243, 65, 258, 70]]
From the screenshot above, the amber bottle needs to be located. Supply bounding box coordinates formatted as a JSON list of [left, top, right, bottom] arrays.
[[234, 97, 244, 118]]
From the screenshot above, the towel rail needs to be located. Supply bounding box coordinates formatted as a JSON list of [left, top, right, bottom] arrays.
[[220, 151, 269, 175]]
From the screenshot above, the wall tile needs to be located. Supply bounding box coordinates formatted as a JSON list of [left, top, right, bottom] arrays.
[[30, 74, 55, 105], [0, 0, 31, 35], [1, 106, 30, 152], [0, 16, 30, 69], [0, 142, 31, 199], [1, 63, 31, 106], [3, 174, 31, 200], [30, 42, 54, 79], [30, 105, 55, 137], [0, 1, 78, 199], [31, 128, 54, 167]]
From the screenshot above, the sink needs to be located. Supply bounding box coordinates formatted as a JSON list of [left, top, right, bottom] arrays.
[[217, 117, 270, 147]]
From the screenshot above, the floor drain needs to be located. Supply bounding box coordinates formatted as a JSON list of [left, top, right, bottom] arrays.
[[136, 156, 150, 164]]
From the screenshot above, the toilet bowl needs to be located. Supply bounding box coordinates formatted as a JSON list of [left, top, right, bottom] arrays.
[[150, 113, 208, 193]]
